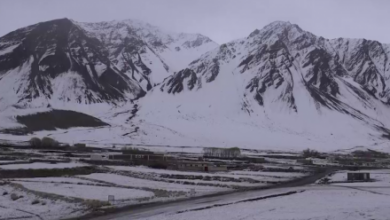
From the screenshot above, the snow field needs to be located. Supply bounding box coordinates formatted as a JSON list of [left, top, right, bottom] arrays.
[[10, 177, 96, 185], [13, 181, 154, 201], [79, 173, 227, 194], [138, 186, 390, 220], [109, 165, 307, 184], [0, 184, 85, 220]]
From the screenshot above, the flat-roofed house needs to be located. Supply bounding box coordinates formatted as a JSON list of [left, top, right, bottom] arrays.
[[347, 172, 370, 181], [176, 161, 227, 172]]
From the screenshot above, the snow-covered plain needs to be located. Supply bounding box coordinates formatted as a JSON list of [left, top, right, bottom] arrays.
[[80, 173, 227, 193], [11, 177, 97, 185], [109, 165, 300, 177], [109, 166, 306, 184], [14, 181, 154, 201], [0, 184, 85, 220], [136, 186, 390, 220]]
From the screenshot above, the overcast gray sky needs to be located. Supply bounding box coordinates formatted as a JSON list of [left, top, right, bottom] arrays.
[[0, 0, 389, 44]]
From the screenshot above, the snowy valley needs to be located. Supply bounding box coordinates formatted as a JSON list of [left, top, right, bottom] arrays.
[[1, 1, 390, 219]]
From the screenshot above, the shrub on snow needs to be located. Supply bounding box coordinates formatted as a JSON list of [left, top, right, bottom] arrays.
[[29, 137, 42, 148], [41, 137, 59, 148]]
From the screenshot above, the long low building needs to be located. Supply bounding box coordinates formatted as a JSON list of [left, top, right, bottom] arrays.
[[90, 153, 228, 172], [90, 153, 172, 161], [108, 154, 172, 161], [172, 161, 228, 172]]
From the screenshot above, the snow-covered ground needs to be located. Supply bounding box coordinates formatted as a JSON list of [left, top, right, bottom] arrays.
[[0, 162, 88, 170], [108, 166, 306, 186], [13, 181, 154, 201], [0, 184, 85, 220], [135, 186, 390, 220], [109, 165, 305, 179], [1, 95, 390, 153], [80, 173, 227, 194], [11, 177, 97, 185]]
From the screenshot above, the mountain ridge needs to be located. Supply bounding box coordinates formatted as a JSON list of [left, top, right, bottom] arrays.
[[1, 19, 390, 152], [0, 17, 218, 106], [130, 20, 390, 151]]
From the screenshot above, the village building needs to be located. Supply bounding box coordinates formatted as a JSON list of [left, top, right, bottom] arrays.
[[347, 172, 370, 181], [172, 161, 228, 172], [108, 153, 171, 161]]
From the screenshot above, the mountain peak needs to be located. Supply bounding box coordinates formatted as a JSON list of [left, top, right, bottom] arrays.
[[265, 20, 292, 27], [36, 17, 75, 28], [246, 20, 309, 48], [261, 20, 304, 34], [247, 21, 303, 39]]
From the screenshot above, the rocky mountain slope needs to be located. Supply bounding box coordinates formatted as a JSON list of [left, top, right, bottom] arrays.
[[131, 21, 390, 151], [1, 20, 390, 152], [0, 18, 217, 106]]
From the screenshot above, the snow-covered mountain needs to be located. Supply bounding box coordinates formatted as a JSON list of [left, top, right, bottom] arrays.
[[131, 21, 390, 151], [74, 19, 217, 85], [0, 18, 218, 106], [2, 20, 390, 152]]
